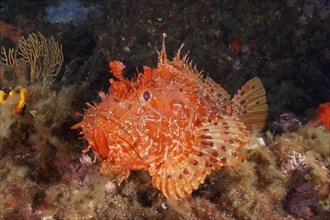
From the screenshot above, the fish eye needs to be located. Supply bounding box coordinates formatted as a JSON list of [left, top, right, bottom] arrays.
[[143, 91, 151, 101]]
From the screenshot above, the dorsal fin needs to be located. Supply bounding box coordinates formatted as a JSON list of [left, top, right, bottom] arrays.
[[157, 34, 201, 78], [203, 76, 231, 110], [158, 33, 168, 64], [231, 77, 268, 131], [170, 43, 201, 77]]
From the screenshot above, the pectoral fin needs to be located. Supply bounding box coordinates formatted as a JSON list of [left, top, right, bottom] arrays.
[[193, 116, 250, 169], [150, 153, 212, 200], [150, 116, 250, 200], [100, 160, 130, 185]]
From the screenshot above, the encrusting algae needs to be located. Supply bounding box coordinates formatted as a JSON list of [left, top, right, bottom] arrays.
[[0, 88, 27, 114], [73, 34, 268, 200]]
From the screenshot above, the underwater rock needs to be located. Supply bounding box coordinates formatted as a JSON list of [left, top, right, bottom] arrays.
[[286, 181, 320, 220], [281, 151, 307, 174], [269, 113, 302, 134]]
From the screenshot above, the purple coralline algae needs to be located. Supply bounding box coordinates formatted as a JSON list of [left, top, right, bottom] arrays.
[[286, 181, 320, 219], [269, 113, 302, 134], [281, 151, 308, 174]]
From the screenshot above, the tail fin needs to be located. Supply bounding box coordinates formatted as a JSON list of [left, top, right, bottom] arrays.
[[231, 77, 268, 131]]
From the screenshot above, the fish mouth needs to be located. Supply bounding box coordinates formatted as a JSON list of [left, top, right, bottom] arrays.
[[78, 109, 143, 161]]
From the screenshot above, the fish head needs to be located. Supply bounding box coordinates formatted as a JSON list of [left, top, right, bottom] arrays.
[[73, 60, 194, 165]]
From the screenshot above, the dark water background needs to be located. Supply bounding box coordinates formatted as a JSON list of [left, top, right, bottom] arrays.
[[1, 0, 329, 121]]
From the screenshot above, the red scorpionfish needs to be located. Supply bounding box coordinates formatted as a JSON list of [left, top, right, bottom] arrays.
[[73, 34, 268, 200]]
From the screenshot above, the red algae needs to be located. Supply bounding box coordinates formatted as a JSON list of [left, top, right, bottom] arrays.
[[0, 20, 22, 42], [315, 102, 330, 130], [229, 40, 241, 54]]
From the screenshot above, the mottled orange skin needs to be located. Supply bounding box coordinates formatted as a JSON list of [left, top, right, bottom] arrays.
[[73, 39, 268, 199], [76, 57, 220, 174]]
